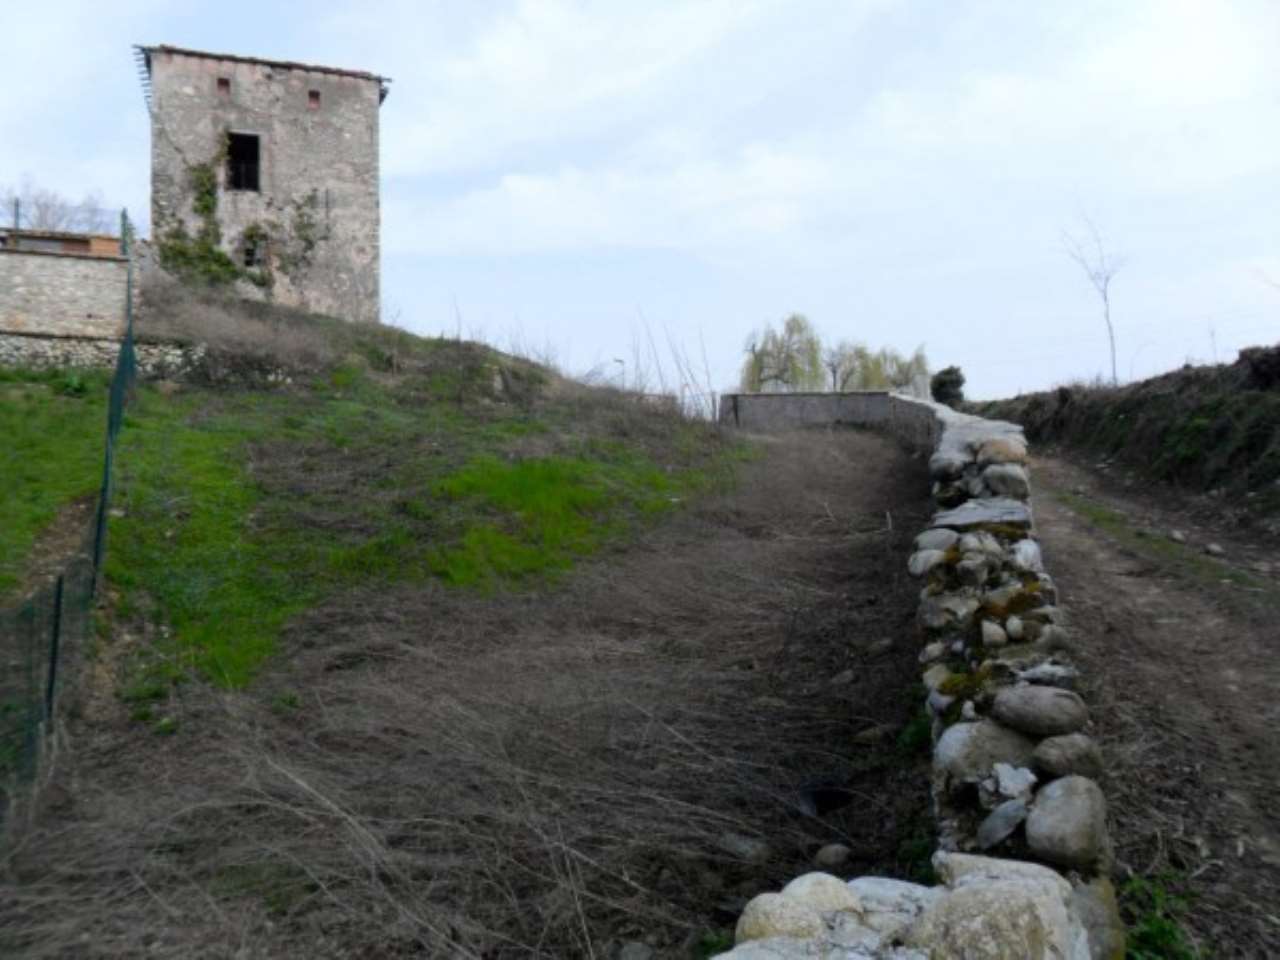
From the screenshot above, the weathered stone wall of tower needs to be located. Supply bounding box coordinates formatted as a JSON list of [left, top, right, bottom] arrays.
[[148, 50, 381, 323]]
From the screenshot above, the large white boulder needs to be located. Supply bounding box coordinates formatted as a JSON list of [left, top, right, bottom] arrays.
[[735, 893, 824, 944]]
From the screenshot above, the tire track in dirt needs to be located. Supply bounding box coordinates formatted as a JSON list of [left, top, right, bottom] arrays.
[[1032, 453, 1280, 957]]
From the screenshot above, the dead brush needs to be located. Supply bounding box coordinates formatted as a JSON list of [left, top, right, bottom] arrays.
[[134, 278, 546, 398], [1, 431, 933, 958], [136, 276, 338, 370]]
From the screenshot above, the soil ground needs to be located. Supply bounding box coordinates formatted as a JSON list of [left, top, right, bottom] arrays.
[[0, 428, 933, 959], [1032, 451, 1280, 958], [6, 497, 96, 603]]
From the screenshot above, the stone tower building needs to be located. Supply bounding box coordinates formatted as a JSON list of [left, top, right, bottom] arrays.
[[135, 45, 389, 324]]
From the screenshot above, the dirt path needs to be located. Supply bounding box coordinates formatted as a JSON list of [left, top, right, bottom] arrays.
[[2, 496, 96, 606], [1032, 453, 1280, 957]]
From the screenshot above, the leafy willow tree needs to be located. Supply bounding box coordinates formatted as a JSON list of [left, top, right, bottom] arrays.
[[741, 314, 824, 392], [741, 315, 930, 396], [880, 345, 931, 393], [828, 343, 929, 393]]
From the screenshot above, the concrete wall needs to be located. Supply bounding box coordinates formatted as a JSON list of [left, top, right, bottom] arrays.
[[0, 248, 128, 340], [719, 391, 942, 451], [149, 49, 381, 324]]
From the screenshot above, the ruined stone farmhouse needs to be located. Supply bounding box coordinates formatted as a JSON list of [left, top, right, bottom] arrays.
[[135, 45, 389, 324]]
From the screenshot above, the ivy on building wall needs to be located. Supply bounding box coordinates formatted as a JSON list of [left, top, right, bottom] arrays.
[[281, 191, 321, 276], [156, 135, 273, 291]]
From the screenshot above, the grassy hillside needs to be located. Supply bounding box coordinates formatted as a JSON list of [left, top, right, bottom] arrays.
[[974, 344, 1280, 515], [2, 290, 938, 959], [0, 369, 110, 599], [4, 291, 736, 697]]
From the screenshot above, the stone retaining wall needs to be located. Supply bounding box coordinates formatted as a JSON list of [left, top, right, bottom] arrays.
[[0, 333, 202, 379], [0, 332, 296, 387], [0, 247, 128, 340], [714, 393, 1123, 959]]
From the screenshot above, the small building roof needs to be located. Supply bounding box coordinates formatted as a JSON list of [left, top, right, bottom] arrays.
[[133, 44, 391, 108], [0, 227, 120, 243]]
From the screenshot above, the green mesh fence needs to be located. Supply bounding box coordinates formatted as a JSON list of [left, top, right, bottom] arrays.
[[0, 210, 136, 820]]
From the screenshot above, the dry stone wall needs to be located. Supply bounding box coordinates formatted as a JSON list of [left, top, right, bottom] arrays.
[[0, 332, 205, 379], [714, 393, 1124, 960], [0, 332, 299, 386]]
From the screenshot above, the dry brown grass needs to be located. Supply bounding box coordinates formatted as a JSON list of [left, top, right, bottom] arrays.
[[135, 278, 549, 395], [1, 430, 932, 959], [137, 277, 344, 369]]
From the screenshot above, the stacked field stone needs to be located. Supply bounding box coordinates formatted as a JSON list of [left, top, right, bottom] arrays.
[[717, 852, 1118, 959], [718, 403, 1124, 959], [913, 412, 1111, 874], [0, 334, 204, 377]]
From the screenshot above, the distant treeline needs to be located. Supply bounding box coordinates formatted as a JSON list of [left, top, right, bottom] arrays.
[[740, 313, 930, 396]]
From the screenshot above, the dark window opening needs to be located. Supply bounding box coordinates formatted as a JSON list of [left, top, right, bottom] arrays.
[[243, 236, 267, 268], [227, 133, 260, 192], [308, 89, 321, 110], [216, 77, 231, 97]]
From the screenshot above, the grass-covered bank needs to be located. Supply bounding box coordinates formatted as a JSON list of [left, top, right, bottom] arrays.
[[0, 369, 110, 600], [102, 357, 735, 692], [974, 344, 1280, 516], [3, 294, 739, 696], [4, 294, 937, 958], [5, 428, 935, 960]]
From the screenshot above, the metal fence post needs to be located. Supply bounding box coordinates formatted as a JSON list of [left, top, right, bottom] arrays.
[[44, 576, 64, 725]]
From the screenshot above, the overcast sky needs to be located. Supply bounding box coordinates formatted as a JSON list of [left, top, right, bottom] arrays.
[[3, 0, 1278, 398]]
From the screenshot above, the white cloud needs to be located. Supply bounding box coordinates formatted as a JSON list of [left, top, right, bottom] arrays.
[[380, 0, 786, 177], [379, 0, 1280, 269], [0, 1, 159, 212], [4, 0, 1275, 397]]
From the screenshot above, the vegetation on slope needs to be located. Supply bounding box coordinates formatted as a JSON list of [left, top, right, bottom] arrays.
[[7, 428, 934, 960], [0, 369, 109, 600], [5, 288, 737, 696], [974, 345, 1280, 515], [2, 289, 938, 958]]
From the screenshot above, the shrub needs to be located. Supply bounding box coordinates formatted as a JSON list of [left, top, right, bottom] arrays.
[[931, 366, 965, 408]]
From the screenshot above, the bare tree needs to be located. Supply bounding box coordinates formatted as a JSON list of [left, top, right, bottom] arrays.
[[2, 177, 113, 233], [1063, 217, 1125, 385], [822, 340, 861, 391]]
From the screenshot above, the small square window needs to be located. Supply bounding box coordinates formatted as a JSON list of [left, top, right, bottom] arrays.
[[308, 89, 321, 110], [216, 77, 231, 97], [243, 237, 267, 268]]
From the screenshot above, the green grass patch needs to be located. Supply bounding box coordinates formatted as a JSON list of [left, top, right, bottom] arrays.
[[106, 389, 297, 688], [91, 370, 737, 690], [427, 453, 681, 587], [895, 829, 938, 885], [896, 707, 933, 756], [1121, 874, 1200, 960], [0, 369, 110, 600], [694, 930, 735, 959]]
